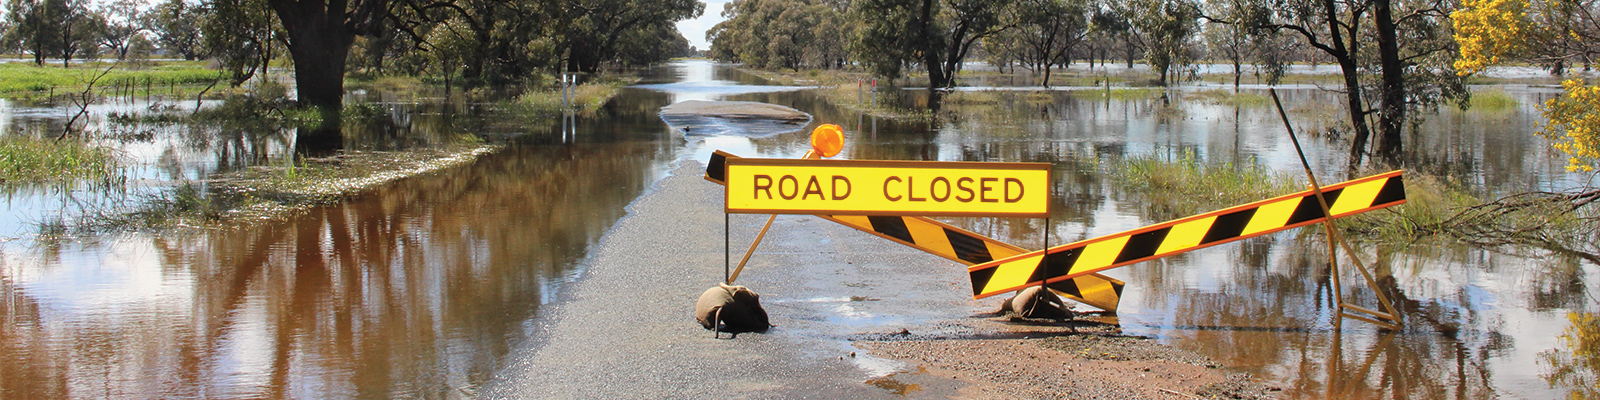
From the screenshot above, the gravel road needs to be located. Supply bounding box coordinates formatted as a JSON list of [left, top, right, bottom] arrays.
[[477, 161, 1271, 399]]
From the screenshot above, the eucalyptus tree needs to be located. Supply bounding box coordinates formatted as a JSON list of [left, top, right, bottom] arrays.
[[1131, 0, 1199, 86], [94, 0, 146, 60], [1202, 0, 1288, 88], [1087, 0, 1138, 69], [806, 1, 851, 68], [707, 0, 848, 70], [1520, 0, 1600, 75], [0, 20, 10, 54], [851, 0, 1015, 91], [149, 0, 205, 60], [260, 0, 389, 112], [2, 0, 60, 65], [1204, 0, 1252, 89], [1235, 0, 1463, 167], [54, 0, 101, 65], [557, 0, 702, 73], [708, 0, 796, 68], [2, 0, 101, 66], [616, 22, 691, 67], [200, 0, 278, 86], [1011, 0, 1090, 87]]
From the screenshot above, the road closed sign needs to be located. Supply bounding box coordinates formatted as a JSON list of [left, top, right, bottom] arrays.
[[724, 158, 1050, 217]]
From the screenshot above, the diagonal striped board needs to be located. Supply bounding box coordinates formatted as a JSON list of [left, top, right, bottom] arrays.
[[706, 151, 1127, 311], [968, 170, 1406, 299]]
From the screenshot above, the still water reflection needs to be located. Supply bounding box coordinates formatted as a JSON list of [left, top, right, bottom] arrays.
[[2, 60, 1597, 398]]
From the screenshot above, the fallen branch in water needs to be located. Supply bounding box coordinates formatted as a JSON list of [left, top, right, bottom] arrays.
[[1395, 183, 1600, 262]]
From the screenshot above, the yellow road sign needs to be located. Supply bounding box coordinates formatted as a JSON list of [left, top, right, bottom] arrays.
[[705, 151, 1124, 311], [724, 158, 1050, 218], [968, 170, 1407, 299]]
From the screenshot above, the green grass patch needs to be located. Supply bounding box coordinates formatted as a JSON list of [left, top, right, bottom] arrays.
[[0, 62, 223, 95], [1339, 173, 1480, 240], [0, 136, 119, 184], [1069, 87, 1165, 101], [346, 75, 428, 94], [1186, 89, 1271, 107], [943, 90, 1005, 105], [1468, 88, 1520, 112]]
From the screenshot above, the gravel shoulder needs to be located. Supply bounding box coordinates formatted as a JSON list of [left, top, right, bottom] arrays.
[[477, 161, 1277, 399], [855, 320, 1279, 399]]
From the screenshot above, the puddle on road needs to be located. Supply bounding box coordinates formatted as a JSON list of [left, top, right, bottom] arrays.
[[865, 368, 927, 396]]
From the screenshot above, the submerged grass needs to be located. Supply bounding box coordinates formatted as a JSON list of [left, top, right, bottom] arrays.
[[737, 67, 939, 120], [817, 82, 937, 121], [1068, 87, 1166, 101], [1186, 89, 1272, 107], [346, 75, 428, 94], [1340, 173, 1481, 240], [741, 68, 865, 87], [512, 76, 638, 117], [1112, 151, 1301, 218], [78, 140, 501, 232], [0, 136, 119, 184], [943, 90, 1005, 105], [1468, 88, 1520, 112]]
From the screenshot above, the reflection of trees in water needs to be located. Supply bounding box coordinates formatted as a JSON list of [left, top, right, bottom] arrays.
[[0, 141, 669, 397], [1125, 237, 1512, 398], [1542, 312, 1600, 398], [0, 277, 67, 398]]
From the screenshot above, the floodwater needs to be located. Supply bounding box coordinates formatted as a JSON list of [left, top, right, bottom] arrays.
[[2, 60, 1597, 398]]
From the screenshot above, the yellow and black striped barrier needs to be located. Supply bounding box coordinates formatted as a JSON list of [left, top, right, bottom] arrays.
[[968, 170, 1406, 299], [707, 151, 1127, 311]]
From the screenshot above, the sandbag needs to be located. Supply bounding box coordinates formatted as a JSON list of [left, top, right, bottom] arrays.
[[695, 283, 770, 334], [1000, 285, 1074, 320]]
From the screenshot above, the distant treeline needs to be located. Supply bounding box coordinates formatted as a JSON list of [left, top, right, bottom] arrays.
[[710, 0, 1600, 169]]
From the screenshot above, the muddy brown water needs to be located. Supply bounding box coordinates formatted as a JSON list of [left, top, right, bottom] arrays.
[[1, 60, 1595, 398]]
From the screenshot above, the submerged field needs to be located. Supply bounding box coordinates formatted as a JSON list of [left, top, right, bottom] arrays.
[[1, 60, 1596, 398]]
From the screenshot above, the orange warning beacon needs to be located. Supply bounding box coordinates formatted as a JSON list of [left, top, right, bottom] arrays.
[[810, 124, 844, 158]]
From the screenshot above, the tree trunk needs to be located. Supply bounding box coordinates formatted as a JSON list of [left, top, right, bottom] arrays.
[[1338, 57, 1372, 166], [1319, 0, 1373, 169], [1125, 41, 1135, 69], [1042, 63, 1052, 88], [1232, 59, 1241, 91], [269, 0, 356, 116], [918, 0, 948, 91], [286, 32, 352, 115], [1373, 0, 1405, 165]]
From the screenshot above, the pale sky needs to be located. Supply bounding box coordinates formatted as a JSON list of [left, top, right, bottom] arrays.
[[676, 0, 731, 51]]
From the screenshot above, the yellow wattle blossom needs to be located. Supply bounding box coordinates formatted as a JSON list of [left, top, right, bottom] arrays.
[[1540, 79, 1600, 172], [1452, 0, 1528, 76]]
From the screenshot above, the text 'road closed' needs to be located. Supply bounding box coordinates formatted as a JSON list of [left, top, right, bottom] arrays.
[[725, 158, 1049, 217]]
